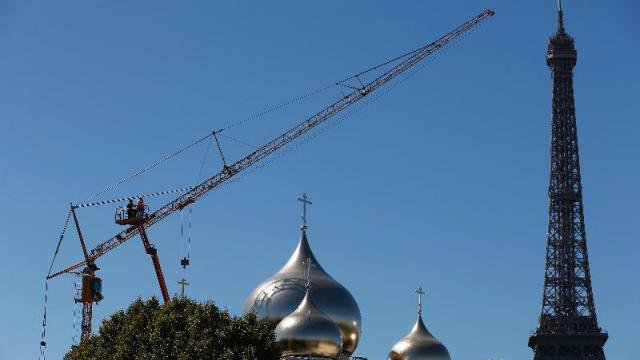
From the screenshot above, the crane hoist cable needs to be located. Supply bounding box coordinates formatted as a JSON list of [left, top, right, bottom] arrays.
[[180, 137, 212, 269], [179, 207, 193, 269]]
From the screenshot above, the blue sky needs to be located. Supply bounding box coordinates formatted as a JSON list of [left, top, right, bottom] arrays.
[[0, 1, 638, 359]]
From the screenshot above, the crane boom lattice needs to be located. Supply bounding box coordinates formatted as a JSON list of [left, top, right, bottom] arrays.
[[48, 9, 494, 280]]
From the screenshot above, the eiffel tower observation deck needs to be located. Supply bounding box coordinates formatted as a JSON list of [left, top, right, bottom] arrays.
[[528, 2, 608, 359]]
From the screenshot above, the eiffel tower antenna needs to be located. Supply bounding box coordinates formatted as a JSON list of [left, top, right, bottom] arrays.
[[557, 0, 565, 32]]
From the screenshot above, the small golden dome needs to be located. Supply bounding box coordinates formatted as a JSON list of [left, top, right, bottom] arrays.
[[275, 289, 343, 359], [388, 288, 450, 360]]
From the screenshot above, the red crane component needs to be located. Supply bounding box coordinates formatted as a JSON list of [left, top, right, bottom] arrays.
[[139, 225, 170, 303], [46, 9, 495, 342]]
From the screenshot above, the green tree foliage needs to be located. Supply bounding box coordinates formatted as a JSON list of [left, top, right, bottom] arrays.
[[65, 297, 281, 360]]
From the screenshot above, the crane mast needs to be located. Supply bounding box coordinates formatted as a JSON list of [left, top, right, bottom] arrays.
[[48, 9, 494, 280]]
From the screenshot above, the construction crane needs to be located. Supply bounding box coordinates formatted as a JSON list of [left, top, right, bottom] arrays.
[[46, 9, 495, 342]]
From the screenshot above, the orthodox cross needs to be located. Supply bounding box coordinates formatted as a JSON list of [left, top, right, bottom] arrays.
[[416, 286, 425, 316], [177, 278, 190, 298], [297, 193, 312, 229]]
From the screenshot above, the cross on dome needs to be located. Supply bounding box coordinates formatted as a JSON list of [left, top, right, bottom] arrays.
[[297, 193, 313, 230], [416, 286, 425, 317]]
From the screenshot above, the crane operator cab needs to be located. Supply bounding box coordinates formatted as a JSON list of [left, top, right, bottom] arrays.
[[115, 197, 149, 225], [77, 264, 103, 303]]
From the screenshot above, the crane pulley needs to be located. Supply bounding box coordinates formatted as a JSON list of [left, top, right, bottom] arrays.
[[44, 8, 495, 343]]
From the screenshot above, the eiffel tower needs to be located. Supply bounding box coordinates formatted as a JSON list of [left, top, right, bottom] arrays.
[[528, 2, 608, 359]]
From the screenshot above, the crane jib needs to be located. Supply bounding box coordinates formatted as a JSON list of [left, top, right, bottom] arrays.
[[48, 9, 494, 280]]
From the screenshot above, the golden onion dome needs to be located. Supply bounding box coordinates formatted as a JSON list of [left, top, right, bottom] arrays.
[[388, 288, 450, 360], [243, 228, 361, 354], [275, 289, 343, 359]]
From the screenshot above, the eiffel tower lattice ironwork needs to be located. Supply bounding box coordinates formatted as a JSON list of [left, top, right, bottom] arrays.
[[528, 2, 607, 359]]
